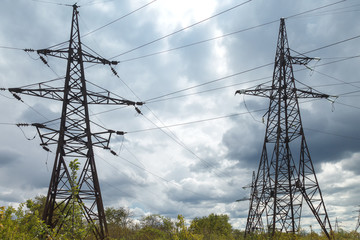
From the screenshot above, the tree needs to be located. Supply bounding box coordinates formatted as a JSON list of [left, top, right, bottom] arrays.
[[106, 206, 134, 239], [56, 159, 91, 239], [189, 213, 233, 240], [106, 206, 133, 228], [136, 214, 175, 240], [0, 203, 52, 239], [174, 214, 202, 240]]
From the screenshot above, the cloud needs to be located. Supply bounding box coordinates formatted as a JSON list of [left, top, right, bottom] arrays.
[[0, 148, 20, 166], [341, 153, 360, 175], [303, 103, 360, 166], [0, 0, 359, 233]]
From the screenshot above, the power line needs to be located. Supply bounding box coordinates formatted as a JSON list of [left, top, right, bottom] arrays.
[[82, 0, 158, 38], [0, 122, 16, 125], [30, 0, 72, 7], [96, 141, 212, 201], [310, 54, 360, 68], [119, 31, 360, 64], [0, 46, 24, 51], [120, 20, 278, 63], [312, 69, 360, 90], [127, 102, 360, 141], [338, 90, 360, 96], [144, 51, 359, 104], [109, 70, 234, 179], [116, 0, 347, 62], [285, 0, 346, 19], [127, 109, 267, 134], [109, 67, 233, 179], [3, 100, 360, 141], [334, 100, 360, 111], [2, 1, 157, 51], [4, 47, 358, 124], [117, 73, 233, 179], [146, 78, 272, 104], [305, 127, 360, 141], [4, 1, 358, 150], [138, 111, 230, 179], [290, 2, 360, 19], [301, 35, 360, 55], [86, 52, 359, 117], [112, 0, 252, 58], [80, 0, 116, 7], [90, 106, 129, 117], [2, 0, 352, 62], [91, 153, 167, 214], [121, 52, 359, 106], [145, 63, 273, 102], [89, 75, 233, 203]]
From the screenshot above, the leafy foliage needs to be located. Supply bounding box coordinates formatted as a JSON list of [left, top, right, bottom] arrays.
[[1, 195, 360, 239], [189, 213, 233, 239], [0, 201, 53, 239], [58, 158, 89, 239]]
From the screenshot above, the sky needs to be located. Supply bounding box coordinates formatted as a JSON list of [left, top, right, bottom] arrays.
[[0, 0, 360, 233]]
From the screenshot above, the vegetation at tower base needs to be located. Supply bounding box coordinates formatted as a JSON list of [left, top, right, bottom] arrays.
[[189, 213, 233, 239], [58, 158, 93, 239], [1, 198, 360, 240]]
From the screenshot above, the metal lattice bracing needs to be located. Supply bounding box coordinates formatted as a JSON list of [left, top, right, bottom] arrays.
[[356, 207, 360, 232], [244, 171, 264, 233], [236, 18, 332, 239], [7, 4, 142, 239]]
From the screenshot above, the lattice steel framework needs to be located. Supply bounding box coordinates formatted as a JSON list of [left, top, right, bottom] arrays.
[[244, 171, 264, 233], [356, 207, 360, 232], [7, 4, 142, 239], [236, 18, 333, 239]]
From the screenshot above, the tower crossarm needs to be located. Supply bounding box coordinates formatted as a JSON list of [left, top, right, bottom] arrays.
[[8, 87, 64, 101], [86, 90, 143, 106], [7, 87, 143, 106], [36, 48, 119, 65], [32, 123, 125, 156], [295, 88, 330, 99], [235, 85, 331, 100], [235, 85, 273, 98], [289, 56, 315, 66]]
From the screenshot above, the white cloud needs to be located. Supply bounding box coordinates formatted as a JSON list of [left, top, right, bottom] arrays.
[[0, 0, 359, 233]]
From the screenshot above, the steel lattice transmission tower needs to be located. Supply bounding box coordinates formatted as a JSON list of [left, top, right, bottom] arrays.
[[7, 4, 142, 239], [356, 207, 360, 232], [235, 18, 333, 239]]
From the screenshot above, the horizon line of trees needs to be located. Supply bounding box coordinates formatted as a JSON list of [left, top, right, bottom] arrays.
[[1, 194, 360, 240], [2, 160, 359, 239]]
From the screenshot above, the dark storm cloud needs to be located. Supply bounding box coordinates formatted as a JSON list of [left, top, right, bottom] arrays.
[[0, 148, 20, 166], [0, 192, 22, 203], [167, 186, 209, 205], [222, 99, 268, 168], [0, 145, 49, 191], [1, 0, 359, 231], [303, 102, 360, 166], [222, 124, 262, 168]]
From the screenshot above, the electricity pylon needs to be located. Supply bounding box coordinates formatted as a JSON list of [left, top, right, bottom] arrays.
[[356, 207, 360, 232], [334, 217, 340, 233], [235, 18, 333, 239], [7, 4, 142, 239]]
